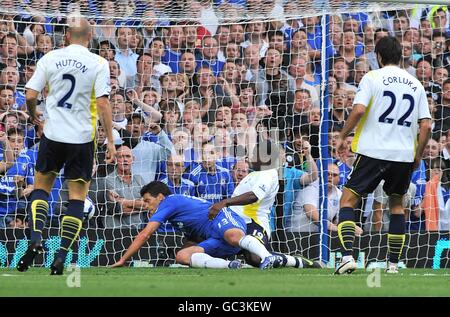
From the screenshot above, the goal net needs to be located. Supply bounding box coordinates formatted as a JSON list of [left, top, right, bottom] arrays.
[[1, 0, 450, 269]]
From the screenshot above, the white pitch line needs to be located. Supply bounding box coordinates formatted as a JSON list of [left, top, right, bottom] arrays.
[[1, 274, 21, 277]]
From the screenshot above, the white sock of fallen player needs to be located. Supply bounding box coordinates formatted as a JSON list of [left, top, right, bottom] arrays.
[[238, 235, 272, 262], [190, 253, 231, 269], [284, 255, 304, 268]]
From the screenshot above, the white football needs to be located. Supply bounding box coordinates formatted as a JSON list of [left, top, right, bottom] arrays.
[[83, 197, 95, 220]]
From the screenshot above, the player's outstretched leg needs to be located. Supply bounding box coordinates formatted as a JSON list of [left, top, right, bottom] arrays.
[[17, 189, 49, 272], [176, 245, 242, 269], [275, 253, 324, 269], [236, 234, 282, 269], [212, 209, 283, 269], [189, 253, 242, 269], [51, 200, 84, 275]]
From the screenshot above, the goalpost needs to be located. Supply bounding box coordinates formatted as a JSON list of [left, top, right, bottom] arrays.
[[0, 0, 449, 269]]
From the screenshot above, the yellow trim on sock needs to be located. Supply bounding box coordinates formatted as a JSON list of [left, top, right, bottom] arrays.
[[337, 221, 356, 251], [60, 216, 83, 250], [31, 199, 49, 233], [388, 233, 406, 258]]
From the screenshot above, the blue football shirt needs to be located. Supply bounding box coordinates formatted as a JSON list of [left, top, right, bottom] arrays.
[[149, 195, 214, 240]]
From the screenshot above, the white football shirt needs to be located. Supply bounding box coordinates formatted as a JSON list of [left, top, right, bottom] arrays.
[[26, 44, 110, 144], [351, 65, 431, 162], [229, 168, 279, 235]]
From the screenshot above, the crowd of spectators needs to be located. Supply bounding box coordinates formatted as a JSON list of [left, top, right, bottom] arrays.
[[1, 1, 450, 235]]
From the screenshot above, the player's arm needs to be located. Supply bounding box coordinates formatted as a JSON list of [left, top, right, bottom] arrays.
[[208, 191, 258, 220], [25, 89, 42, 125], [110, 221, 160, 267], [337, 72, 372, 151], [337, 103, 366, 151], [96, 60, 116, 164], [25, 57, 46, 125], [414, 118, 432, 169], [97, 96, 116, 164]]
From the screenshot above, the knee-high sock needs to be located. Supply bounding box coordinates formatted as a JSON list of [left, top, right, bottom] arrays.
[[337, 207, 356, 257], [56, 200, 84, 261], [29, 189, 50, 244], [388, 214, 406, 264], [190, 253, 230, 269], [275, 253, 304, 268], [239, 235, 272, 262]]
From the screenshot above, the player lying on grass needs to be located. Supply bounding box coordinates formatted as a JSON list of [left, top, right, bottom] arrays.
[[111, 181, 283, 269], [209, 139, 323, 269]]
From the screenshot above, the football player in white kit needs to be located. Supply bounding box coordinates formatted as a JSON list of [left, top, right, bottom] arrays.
[[209, 138, 323, 269], [334, 36, 432, 274], [17, 16, 116, 275]]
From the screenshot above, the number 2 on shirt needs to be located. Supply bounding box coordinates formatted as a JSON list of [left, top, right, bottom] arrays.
[[378, 90, 414, 127], [57, 73, 75, 109]]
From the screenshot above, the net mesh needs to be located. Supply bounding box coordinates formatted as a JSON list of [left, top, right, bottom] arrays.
[[0, 1, 416, 21], [1, 1, 450, 269]]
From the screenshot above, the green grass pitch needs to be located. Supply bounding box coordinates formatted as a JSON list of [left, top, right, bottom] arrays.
[[1, 268, 450, 297]]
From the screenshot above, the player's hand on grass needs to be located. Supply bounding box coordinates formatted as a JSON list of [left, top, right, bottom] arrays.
[[208, 201, 226, 220], [105, 142, 116, 164]]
